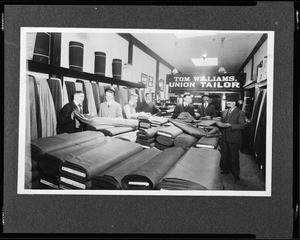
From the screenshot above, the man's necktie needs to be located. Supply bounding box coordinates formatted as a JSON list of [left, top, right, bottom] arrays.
[[204, 102, 208, 108], [78, 104, 83, 114]]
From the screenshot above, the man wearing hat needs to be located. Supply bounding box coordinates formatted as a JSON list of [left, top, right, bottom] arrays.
[[198, 94, 218, 120], [172, 92, 196, 119], [98, 86, 123, 118], [217, 94, 246, 182]]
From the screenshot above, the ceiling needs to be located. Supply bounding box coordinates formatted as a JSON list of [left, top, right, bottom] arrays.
[[131, 32, 263, 74]]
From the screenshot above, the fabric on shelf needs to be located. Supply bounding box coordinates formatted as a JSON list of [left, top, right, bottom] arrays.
[[60, 140, 143, 181], [74, 112, 139, 128], [39, 136, 111, 175], [64, 80, 76, 103], [155, 148, 223, 190], [157, 126, 183, 138], [121, 147, 186, 190], [136, 126, 165, 140], [79, 80, 89, 114], [99, 127, 134, 136], [61, 79, 69, 106], [169, 119, 207, 139], [156, 135, 174, 147], [174, 133, 198, 150], [114, 86, 120, 103], [98, 84, 106, 103], [92, 148, 162, 189], [195, 136, 219, 149], [91, 82, 101, 114], [39, 174, 60, 189], [59, 175, 93, 189], [83, 81, 97, 116], [31, 131, 103, 161], [114, 130, 138, 142], [35, 77, 57, 138], [47, 78, 63, 118]]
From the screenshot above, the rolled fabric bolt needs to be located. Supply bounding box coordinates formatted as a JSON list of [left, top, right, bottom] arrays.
[[69, 41, 84, 71], [94, 51, 106, 76]]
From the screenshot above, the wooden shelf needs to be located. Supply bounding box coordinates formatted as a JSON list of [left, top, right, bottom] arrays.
[[27, 60, 146, 89], [243, 81, 257, 90], [257, 79, 267, 88]]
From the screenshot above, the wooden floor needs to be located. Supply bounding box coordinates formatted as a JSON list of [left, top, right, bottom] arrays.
[[221, 151, 266, 191]]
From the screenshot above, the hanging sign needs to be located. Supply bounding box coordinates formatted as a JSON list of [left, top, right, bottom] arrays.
[[166, 73, 245, 92]]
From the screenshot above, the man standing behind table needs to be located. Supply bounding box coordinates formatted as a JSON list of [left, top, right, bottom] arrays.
[[198, 94, 217, 120], [57, 91, 85, 134], [98, 86, 123, 118], [172, 92, 196, 119], [216, 94, 246, 182], [124, 93, 140, 119], [136, 92, 161, 116]]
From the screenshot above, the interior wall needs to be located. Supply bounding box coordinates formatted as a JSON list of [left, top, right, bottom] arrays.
[[159, 63, 172, 99], [244, 58, 253, 84], [252, 40, 268, 81]]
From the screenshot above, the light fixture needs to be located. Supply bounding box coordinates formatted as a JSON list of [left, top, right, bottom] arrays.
[[172, 68, 179, 74], [218, 37, 227, 74]]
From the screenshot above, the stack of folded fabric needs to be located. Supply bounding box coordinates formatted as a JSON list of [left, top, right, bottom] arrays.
[[155, 126, 183, 150], [148, 116, 169, 127], [114, 130, 138, 142], [169, 119, 208, 139], [92, 148, 162, 189], [155, 148, 224, 190], [25, 155, 41, 189], [195, 136, 219, 149], [59, 139, 143, 189], [121, 147, 186, 190], [174, 133, 198, 150], [39, 173, 60, 189], [136, 126, 164, 148]]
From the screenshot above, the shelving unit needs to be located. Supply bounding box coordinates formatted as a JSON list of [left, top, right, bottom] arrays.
[[27, 60, 146, 89]]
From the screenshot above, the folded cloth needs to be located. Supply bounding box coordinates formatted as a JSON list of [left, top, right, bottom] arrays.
[[169, 119, 207, 139], [60, 140, 143, 181], [84, 125, 115, 131], [195, 136, 219, 149], [177, 112, 195, 122], [114, 130, 138, 142], [156, 135, 174, 147], [59, 175, 93, 189], [92, 148, 162, 189], [39, 174, 60, 189], [197, 120, 216, 127], [99, 127, 134, 136], [121, 147, 186, 190], [148, 116, 169, 125], [155, 148, 223, 190], [174, 133, 198, 150], [31, 131, 104, 161], [136, 126, 165, 140], [74, 112, 139, 129], [136, 137, 155, 145], [157, 126, 183, 138], [39, 136, 114, 175], [141, 142, 155, 149], [154, 142, 169, 151]]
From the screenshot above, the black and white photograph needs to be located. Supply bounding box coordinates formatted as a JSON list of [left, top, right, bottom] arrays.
[[18, 28, 274, 196]]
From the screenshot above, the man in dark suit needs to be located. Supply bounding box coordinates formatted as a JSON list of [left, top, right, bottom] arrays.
[[172, 92, 196, 119], [57, 91, 85, 134], [136, 93, 161, 116], [198, 94, 217, 119], [217, 94, 246, 182]]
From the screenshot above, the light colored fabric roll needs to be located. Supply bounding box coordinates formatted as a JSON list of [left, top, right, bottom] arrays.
[[35, 77, 57, 137], [26, 32, 37, 60]]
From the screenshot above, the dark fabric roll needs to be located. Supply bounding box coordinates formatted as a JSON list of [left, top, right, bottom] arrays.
[[65, 81, 76, 103], [174, 133, 198, 150], [169, 119, 207, 139], [94, 51, 106, 76], [114, 86, 120, 103], [121, 147, 186, 190], [156, 135, 174, 147], [39, 174, 60, 189], [39, 136, 111, 175], [91, 82, 101, 114], [155, 148, 223, 190], [154, 142, 169, 151], [99, 127, 134, 136], [47, 78, 63, 118], [114, 130, 138, 142], [31, 170, 40, 181], [59, 175, 93, 189], [112, 59, 122, 79], [69, 41, 84, 71], [195, 136, 219, 149], [33, 32, 50, 64], [31, 159, 39, 171], [79, 80, 89, 114], [157, 126, 183, 138], [98, 84, 105, 103], [92, 148, 162, 189], [31, 75, 43, 139], [136, 137, 155, 145], [31, 131, 103, 161], [60, 140, 143, 181], [136, 126, 165, 140]]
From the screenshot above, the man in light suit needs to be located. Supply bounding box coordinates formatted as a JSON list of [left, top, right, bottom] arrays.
[[172, 92, 196, 119], [98, 86, 123, 118], [136, 93, 161, 116], [57, 91, 85, 134], [217, 94, 246, 182], [198, 94, 217, 120]]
